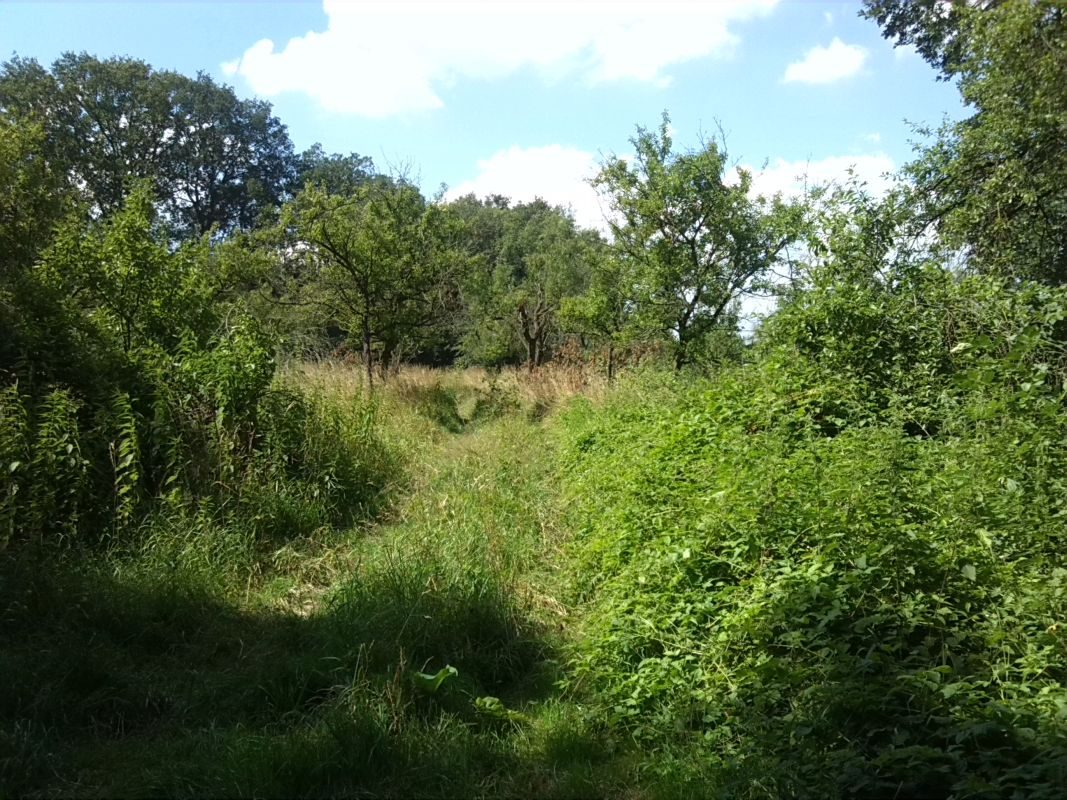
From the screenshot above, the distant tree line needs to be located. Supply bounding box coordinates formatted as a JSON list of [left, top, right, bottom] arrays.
[[0, 53, 815, 387], [1, 0, 1064, 394]]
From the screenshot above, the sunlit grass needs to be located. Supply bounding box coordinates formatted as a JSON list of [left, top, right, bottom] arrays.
[[0, 363, 635, 799]]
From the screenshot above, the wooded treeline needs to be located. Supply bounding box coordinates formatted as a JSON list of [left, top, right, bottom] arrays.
[[0, 0, 1062, 546], [0, 51, 813, 388], [2, 2, 1067, 797]]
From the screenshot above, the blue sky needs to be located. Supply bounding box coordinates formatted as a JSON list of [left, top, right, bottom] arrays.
[[1, 0, 965, 230]]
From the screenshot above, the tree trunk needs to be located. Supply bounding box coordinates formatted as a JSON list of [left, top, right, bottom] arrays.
[[674, 323, 688, 371], [607, 342, 615, 383], [362, 314, 374, 391], [379, 340, 396, 379], [674, 347, 686, 371]]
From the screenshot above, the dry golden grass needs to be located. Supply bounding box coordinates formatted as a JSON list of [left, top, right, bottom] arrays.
[[283, 359, 607, 423], [499, 362, 607, 409]]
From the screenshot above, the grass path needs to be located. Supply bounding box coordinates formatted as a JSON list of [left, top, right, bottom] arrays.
[[1, 398, 637, 798]]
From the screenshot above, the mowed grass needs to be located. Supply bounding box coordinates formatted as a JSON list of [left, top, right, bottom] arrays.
[[0, 365, 637, 799]]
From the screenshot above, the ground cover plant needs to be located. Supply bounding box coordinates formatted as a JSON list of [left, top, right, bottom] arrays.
[[550, 176, 1067, 795], [3, 2, 1067, 796], [0, 367, 641, 799]]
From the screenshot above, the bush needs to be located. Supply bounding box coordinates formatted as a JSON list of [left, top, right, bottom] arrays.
[[557, 277, 1067, 797], [2, 319, 400, 556]]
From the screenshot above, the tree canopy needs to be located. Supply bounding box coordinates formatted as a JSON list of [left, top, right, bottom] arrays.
[[594, 114, 804, 369], [0, 52, 296, 238], [867, 0, 1067, 283], [279, 176, 456, 383]]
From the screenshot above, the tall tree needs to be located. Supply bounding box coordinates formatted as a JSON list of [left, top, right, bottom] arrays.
[[595, 115, 802, 370], [448, 194, 514, 366], [165, 74, 296, 237], [279, 178, 454, 386], [295, 145, 377, 196], [865, 1, 1067, 284], [497, 201, 596, 370], [860, 0, 1006, 77], [452, 198, 597, 369], [0, 53, 296, 238]]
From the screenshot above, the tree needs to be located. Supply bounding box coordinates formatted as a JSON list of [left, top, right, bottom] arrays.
[[865, 1, 1067, 284], [0, 115, 79, 384], [497, 202, 596, 370], [280, 178, 454, 386], [452, 198, 597, 369], [40, 182, 218, 357], [165, 74, 296, 237], [447, 194, 514, 366], [860, 0, 1006, 77], [560, 251, 636, 381], [0, 116, 71, 274], [594, 115, 802, 370], [0, 53, 296, 238], [295, 145, 377, 196]]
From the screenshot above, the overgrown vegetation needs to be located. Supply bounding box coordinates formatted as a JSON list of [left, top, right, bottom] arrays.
[[558, 269, 1067, 797], [3, 1, 1067, 797]]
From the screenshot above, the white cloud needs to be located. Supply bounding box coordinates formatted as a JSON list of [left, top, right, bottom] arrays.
[[222, 0, 779, 117], [783, 37, 868, 84], [863, 132, 881, 145], [445, 144, 607, 232], [743, 152, 896, 199], [449, 145, 897, 239], [823, 10, 833, 25]]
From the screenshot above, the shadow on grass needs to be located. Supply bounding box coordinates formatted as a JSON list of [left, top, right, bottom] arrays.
[[0, 550, 621, 799]]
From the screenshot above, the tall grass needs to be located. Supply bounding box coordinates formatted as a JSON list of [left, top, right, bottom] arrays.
[[0, 364, 634, 799]]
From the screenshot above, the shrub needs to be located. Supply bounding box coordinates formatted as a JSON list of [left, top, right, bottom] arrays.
[[557, 278, 1067, 797]]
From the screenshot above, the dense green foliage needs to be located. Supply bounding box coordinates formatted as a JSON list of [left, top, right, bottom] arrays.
[[454, 197, 601, 368], [4, 3, 1067, 796], [0, 53, 296, 238], [558, 270, 1067, 796], [594, 114, 804, 370], [276, 176, 458, 381], [553, 134, 1067, 790], [868, 0, 1067, 284]]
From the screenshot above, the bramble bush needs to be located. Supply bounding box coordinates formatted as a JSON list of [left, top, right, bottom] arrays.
[[0, 184, 399, 555], [558, 261, 1067, 797]]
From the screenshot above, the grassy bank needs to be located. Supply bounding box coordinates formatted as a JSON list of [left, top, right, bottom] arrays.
[[0, 366, 630, 799], [554, 364, 1067, 798], [7, 358, 1067, 799]]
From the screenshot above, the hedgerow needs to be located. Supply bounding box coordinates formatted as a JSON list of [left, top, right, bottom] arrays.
[[558, 272, 1067, 798]]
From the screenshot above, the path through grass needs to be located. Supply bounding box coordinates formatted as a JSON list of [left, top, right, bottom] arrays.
[[1, 373, 634, 799]]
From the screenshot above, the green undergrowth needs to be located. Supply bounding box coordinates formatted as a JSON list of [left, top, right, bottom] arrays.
[[556, 360, 1067, 798], [11, 335, 1067, 799], [0, 374, 639, 799]]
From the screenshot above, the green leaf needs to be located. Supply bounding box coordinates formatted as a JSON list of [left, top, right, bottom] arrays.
[[474, 695, 526, 723], [411, 665, 458, 695], [941, 682, 967, 699], [961, 564, 977, 582]]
